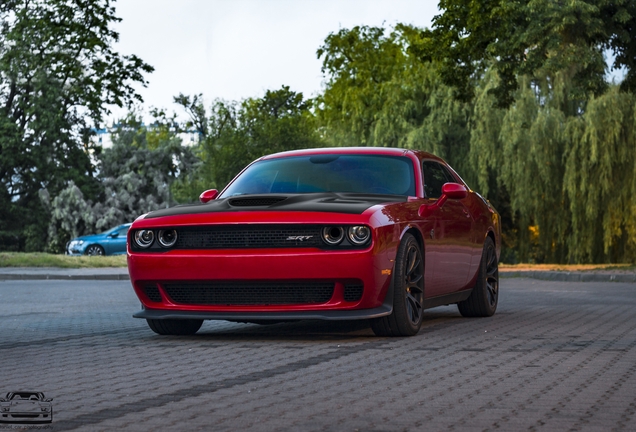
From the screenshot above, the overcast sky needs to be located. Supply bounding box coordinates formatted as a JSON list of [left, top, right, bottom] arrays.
[[110, 0, 439, 122]]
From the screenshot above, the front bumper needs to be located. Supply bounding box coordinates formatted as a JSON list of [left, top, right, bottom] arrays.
[[128, 246, 394, 318]]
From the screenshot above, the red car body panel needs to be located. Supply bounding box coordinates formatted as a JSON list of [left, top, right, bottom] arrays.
[[128, 147, 501, 321]]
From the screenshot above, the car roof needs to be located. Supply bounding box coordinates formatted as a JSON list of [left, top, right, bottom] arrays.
[[259, 147, 443, 163]]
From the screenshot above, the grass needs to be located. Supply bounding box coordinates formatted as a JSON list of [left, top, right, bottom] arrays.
[[500, 263, 635, 272], [0, 252, 127, 268]]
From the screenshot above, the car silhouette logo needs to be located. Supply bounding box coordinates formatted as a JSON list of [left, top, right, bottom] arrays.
[[0, 392, 53, 423]]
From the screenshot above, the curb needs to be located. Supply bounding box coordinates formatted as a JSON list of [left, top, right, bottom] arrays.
[[500, 271, 636, 283], [0, 273, 130, 281]]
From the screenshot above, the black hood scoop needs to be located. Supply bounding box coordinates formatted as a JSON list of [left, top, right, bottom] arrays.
[[228, 196, 288, 207], [144, 193, 407, 219]]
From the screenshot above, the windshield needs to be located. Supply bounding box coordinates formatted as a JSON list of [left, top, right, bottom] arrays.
[[220, 154, 416, 198]]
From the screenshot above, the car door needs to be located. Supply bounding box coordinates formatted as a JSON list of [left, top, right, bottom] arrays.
[[422, 161, 474, 297], [103, 225, 129, 255]]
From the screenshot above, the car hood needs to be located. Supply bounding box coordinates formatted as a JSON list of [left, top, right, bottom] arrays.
[[144, 193, 408, 219], [71, 233, 104, 242]]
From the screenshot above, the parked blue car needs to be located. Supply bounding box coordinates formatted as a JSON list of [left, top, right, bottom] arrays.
[[66, 223, 131, 256]]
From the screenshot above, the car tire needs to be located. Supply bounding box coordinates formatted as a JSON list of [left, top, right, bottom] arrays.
[[85, 245, 105, 256], [146, 319, 203, 335], [457, 236, 498, 317], [371, 233, 424, 337]]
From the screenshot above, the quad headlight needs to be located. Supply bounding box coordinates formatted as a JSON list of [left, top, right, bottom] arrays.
[[158, 229, 178, 248], [322, 226, 345, 245], [134, 229, 155, 248], [321, 225, 371, 247], [348, 226, 371, 245]]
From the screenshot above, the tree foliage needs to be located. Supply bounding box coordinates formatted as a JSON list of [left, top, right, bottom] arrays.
[[470, 71, 636, 263], [42, 114, 198, 252], [0, 0, 152, 250], [414, 0, 636, 107], [316, 25, 472, 176], [174, 86, 323, 201]]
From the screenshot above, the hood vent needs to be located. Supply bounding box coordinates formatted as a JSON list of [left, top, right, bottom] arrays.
[[228, 197, 287, 207]]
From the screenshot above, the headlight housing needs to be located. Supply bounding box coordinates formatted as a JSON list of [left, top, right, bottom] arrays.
[[321, 225, 371, 247], [134, 230, 155, 248], [158, 229, 178, 248], [348, 226, 371, 245], [322, 226, 344, 245]]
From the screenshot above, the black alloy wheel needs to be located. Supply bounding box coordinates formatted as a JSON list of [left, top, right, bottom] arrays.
[[371, 233, 424, 337], [85, 245, 105, 256], [457, 236, 498, 317], [146, 319, 203, 335]]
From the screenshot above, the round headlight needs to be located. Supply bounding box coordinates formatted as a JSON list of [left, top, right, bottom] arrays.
[[134, 230, 154, 248], [158, 229, 178, 248], [348, 226, 371, 245], [322, 226, 344, 245]]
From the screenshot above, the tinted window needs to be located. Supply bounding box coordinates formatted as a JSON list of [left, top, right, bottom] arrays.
[[220, 155, 416, 198], [422, 161, 455, 199]]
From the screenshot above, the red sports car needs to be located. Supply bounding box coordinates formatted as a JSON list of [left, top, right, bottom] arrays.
[[128, 147, 501, 337]]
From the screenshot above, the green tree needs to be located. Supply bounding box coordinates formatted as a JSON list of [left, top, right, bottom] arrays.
[[174, 86, 323, 200], [470, 70, 636, 263], [43, 114, 199, 252], [415, 0, 636, 107], [0, 0, 152, 251], [316, 25, 473, 177]]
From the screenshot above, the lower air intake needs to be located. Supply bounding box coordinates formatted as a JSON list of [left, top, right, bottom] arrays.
[[162, 282, 335, 305], [143, 285, 162, 302], [344, 284, 364, 302]]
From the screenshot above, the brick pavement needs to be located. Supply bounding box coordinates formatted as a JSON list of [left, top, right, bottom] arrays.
[[0, 278, 634, 431]]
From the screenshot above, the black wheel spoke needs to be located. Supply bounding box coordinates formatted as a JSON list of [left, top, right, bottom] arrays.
[[406, 291, 422, 323], [407, 273, 423, 287], [406, 248, 418, 274], [403, 242, 423, 326]]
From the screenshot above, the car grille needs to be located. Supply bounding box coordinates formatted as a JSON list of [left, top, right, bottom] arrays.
[[162, 282, 335, 305], [143, 285, 162, 302], [343, 284, 364, 302], [175, 225, 322, 249]]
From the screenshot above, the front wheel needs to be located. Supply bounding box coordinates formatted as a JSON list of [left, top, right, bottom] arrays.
[[146, 319, 203, 335], [85, 244, 104, 256], [371, 233, 424, 337], [457, 236, 498, 317]]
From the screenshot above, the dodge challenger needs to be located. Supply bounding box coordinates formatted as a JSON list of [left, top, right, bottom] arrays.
[[127, 147, 501, 336]]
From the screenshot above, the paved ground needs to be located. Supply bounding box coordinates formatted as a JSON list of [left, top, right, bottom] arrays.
[[0, 278, 635, 431]]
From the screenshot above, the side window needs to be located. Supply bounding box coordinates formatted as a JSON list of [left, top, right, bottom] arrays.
[[117, 226, 130, 236], [422, 161, 449, 199], [438, 164, 457, 184]]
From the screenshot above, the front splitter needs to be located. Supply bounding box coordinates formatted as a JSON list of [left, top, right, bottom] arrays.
[[133, 304, 392, 321]]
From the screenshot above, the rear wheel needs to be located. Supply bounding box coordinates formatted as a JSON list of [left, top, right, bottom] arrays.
[[371, 233, 424, 337], [457, 236, 498, 317], [146, 319, 203, 335]]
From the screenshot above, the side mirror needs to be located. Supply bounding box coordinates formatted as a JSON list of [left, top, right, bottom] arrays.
[[441, 182, 468, 200], [109, 232, 118, 238], [199, 189, 219, 203], [418, 183, 468, 217]]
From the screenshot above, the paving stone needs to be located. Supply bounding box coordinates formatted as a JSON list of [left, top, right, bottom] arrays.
[[0, 278, 635, 430]]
